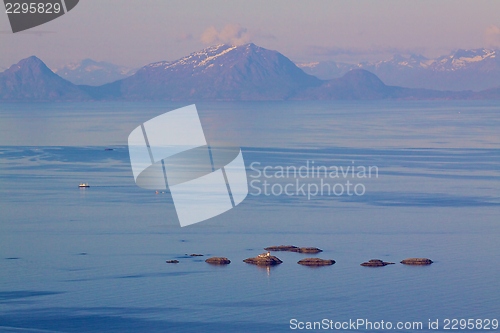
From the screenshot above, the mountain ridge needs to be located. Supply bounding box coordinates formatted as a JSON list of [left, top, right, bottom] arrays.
[[52, 59, 136, 86], [1, 45, 499, 102], [297, 48, 500, 91]]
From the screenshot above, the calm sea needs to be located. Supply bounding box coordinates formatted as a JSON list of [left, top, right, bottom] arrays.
[[0, 101, 499, 332]]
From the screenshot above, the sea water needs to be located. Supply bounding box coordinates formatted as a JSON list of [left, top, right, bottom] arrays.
[[0, 101, 499, 332]]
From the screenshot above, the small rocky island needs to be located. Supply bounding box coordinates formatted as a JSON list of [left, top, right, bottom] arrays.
[[400, 258, 433, 265], [264, 245, 323, 253], [244, 252, 283, 266], [205, 257, 231, 265], [360, 259, 395, 267], [166, 260, 179, 264], [297, 258, 335, 266]]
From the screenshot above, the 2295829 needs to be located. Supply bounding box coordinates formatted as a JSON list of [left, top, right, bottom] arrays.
[[5, 2, 62, 14], [443, 318, 498, 330]]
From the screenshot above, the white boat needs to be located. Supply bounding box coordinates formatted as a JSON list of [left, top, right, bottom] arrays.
[[79, 183, 89, 188]]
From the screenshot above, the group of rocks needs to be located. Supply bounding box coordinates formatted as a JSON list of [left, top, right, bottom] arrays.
[[165, 253, 205, 264], [360, 258, 433, 267], [243, 245, 334, 266], [166, 245, 433, 267]]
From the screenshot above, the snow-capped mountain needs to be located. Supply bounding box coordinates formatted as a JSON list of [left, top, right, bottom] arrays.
[[52, 59, 136, 86], [430, 49, 498, 71], [91, 43, 322, 100], [297, 49, 500, 91]]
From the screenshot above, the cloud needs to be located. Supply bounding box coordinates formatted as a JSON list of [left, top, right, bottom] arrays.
[[200, 24, 252, 45], [484, 25, 500, 48]]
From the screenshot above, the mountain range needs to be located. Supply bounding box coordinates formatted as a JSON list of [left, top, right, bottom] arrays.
[[0, 44, 499, 102], [52, 59, 136, 86], [297, 48, 500, 91]]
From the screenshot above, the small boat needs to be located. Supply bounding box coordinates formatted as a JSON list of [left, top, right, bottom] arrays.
[[79, 183, 90, 188]]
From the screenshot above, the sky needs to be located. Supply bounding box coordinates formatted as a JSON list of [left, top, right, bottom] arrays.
[[1, 0, 500, 70]]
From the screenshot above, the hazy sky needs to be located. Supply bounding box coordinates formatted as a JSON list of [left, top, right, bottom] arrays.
[[1, 0, 500, 69]]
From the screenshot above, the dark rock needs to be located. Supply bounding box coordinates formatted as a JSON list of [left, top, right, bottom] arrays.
[[243, 253, 283, 266], [205, 257, 231, 265], [264, 245, 323, 253], [400, 258, 433, 265], [165, 260, 179, 263], [297, 258, 335, 266], [265, 245, 299, 251], [297, 247, 323, 254], [189, 254, 203, 257], [360, 259, 395, 267]]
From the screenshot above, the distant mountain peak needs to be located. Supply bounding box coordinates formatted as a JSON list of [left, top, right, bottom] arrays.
[[451, 48, 496, 59], [52, 59, 136, 86], [0, 56, 89, 101], [390, 54, 407, 62], [409, 54, 429, 62], [110, 43, 321, 100], [432, 48, 499, 72], [142, 44, 263, 73], [7, 55, 51, 73], [342, 69, 385, 86], [19, 55, 42, 63]]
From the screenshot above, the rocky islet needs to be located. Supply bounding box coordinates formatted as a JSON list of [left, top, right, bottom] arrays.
[[360, 259, 395, 267], [264, 245, 323, 253], [297, 258, 336, 266], [401, 258, 433, 265], [205, 257, 231, 265]]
